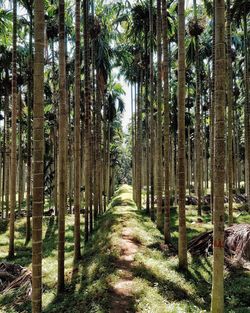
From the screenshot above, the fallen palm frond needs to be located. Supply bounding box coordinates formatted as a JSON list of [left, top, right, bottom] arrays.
[[0, 263, 32, 298], [188, 224, 250, 269]]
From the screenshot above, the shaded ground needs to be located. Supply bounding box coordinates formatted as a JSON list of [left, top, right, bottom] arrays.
[[0, 185, 250, 312]]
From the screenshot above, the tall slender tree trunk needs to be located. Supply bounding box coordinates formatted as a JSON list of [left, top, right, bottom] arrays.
[[58, 0, 67, 293], [102, 106, 107, 211], [32, 1, 45, 311], [156, 0, 163, 230], [18, 94, 23, 216], [211, 0, 216, 223], [51, 36, 58, 215], [243, 9, 250, 209], [162, 0, 171, 243], [1, 115, 5, 219], [193, 0, 202, 217], [4, 71, 10, 221], [188, 109, 192, 195], [96, 69, 103, 216], [211, 0, 226, 311], [133, 83, 137, 202], [74, 0, 81, 262], [26, 8, 33, 244], [178, 0, 187, 270], [89, 130, 93, 233], [107, 126, 111, 202], [9, 0, 17, 258], [131, 85, 135, 200], [226, 0, 233, 225], [84, 0, 91, 242], [136, 73, 142, 209], [149, 0, 155, 221], [210, 60, 214, 209], [145, 25, 150, 214]]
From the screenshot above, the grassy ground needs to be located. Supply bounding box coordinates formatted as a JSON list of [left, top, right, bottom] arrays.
[[0, 185, 250, 312]]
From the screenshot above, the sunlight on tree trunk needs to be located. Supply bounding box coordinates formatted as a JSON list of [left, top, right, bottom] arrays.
[[211, 0, 226, 311], [32, 1, 45, 311]]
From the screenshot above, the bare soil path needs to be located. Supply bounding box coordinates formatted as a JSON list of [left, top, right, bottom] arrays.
[[110, 222, 140, 313]]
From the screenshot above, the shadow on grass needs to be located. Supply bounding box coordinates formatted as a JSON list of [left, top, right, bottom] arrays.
[[129, 208, 211, 311], [132, 261, 208, 310], [225, 269, 250, 310], [42, 216, 58, 258], [43, 209, 126, 313]]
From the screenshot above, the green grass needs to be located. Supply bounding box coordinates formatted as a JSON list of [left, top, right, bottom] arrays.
[[0, 186, 250, 312]]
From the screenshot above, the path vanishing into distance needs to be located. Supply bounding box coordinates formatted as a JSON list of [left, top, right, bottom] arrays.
[[82, 185, 209, 313]]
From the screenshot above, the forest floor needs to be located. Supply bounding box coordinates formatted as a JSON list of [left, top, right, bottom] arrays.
[[0, 185, 250, 312]]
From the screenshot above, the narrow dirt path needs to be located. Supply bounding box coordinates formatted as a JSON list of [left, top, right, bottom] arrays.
[[110, 225, 139, 313]]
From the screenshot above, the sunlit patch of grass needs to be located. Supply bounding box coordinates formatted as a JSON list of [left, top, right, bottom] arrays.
[[236, 211, 250, 224], [117, 207, 208, 312]]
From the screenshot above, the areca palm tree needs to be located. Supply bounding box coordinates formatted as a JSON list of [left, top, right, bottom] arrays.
[[190, 0, 204, 217], [3, 69, 10, 222], [94, 22, 111, 217], [0, 45, 12, 221], [226, 0, 233, 225], [149, 0, 155, 221], [32, 1, 45, 311], [135, 69, 142, 209], [178, 0, 187, 270], [9, 0, 17, 258], [156, 0, 163, 230], [211, 0, 226, 311], [19, 0, 34, 245], [128, 3, 150, 210], [84, 0, 91, 242], [162, 0, 171, 243], [231, 0, 250, 208], [26, 0, 33, 244], [74, 0, 81, 261], [58, 0, 68, 293]]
